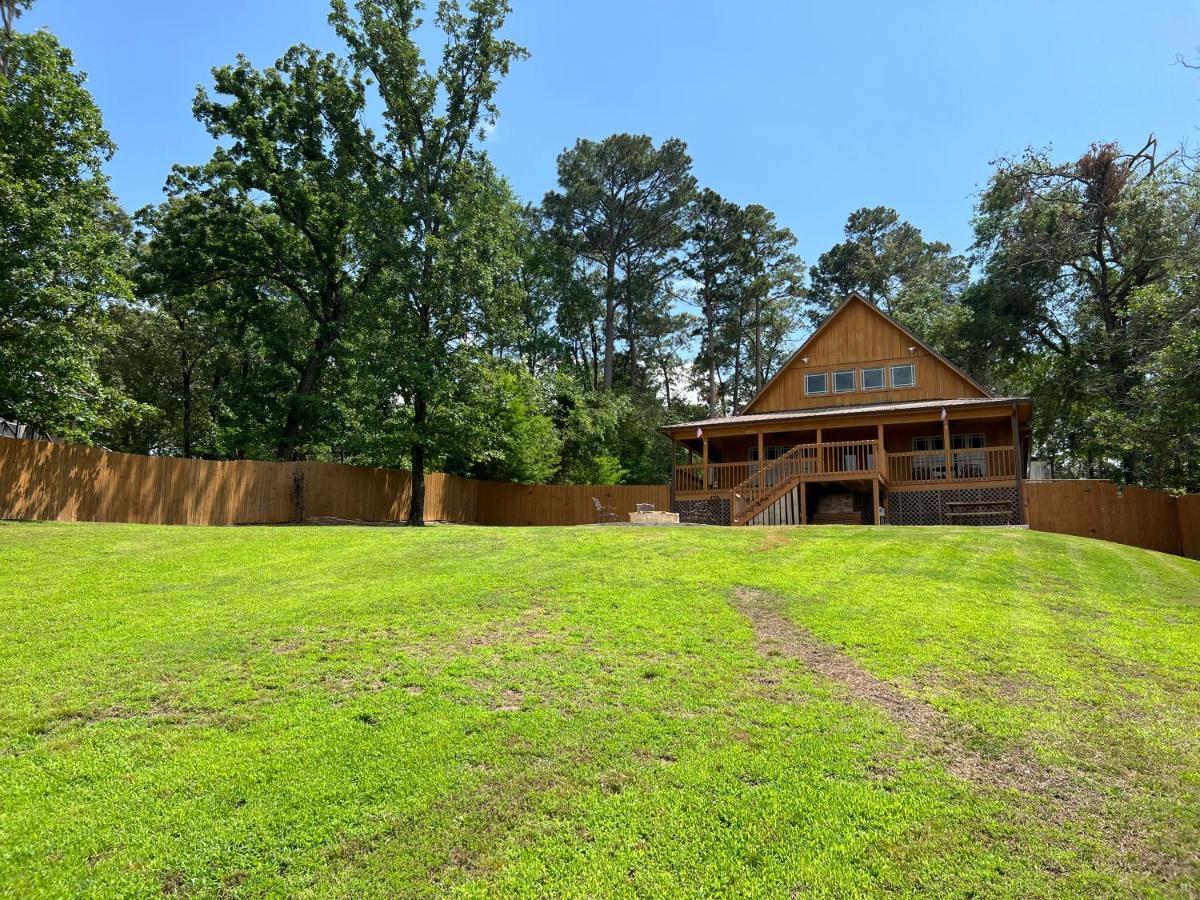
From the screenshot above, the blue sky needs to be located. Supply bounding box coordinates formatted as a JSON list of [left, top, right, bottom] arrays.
[[32, 0, 1200, 261]]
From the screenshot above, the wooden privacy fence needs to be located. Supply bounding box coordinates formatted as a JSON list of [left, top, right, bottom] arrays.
[[1024, 480, 1200, 559], [0, 437, 668, 527], [2, 438, 1197, 558]]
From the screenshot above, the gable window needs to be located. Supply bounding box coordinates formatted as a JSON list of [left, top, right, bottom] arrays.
[[805, 372, 828, 395], [861, 367, 885, 391], [833, 370, 855, 393], [890, 363, 916, 388]]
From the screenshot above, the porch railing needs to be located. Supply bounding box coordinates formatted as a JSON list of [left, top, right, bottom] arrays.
[[815, 439, 879, 476], [729, 439, 881, 524], [887, 445, 1015, 485], [730, 444, 813, 523], [673, 461, 752, 493]]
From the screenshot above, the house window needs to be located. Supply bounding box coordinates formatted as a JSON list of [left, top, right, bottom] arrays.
[[805, 372, 828, 395], [951, 433, 985, 449], [890, 363, 916, 388], [833, 370, 855, 393], [861, 367, 885, 390]]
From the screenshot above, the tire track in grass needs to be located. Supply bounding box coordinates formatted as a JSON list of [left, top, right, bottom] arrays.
[[732, 586, 1196, 889], [731, 586, 1083, 802]]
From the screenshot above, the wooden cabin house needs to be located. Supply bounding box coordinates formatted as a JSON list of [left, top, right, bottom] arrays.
[[662, 293, 1033, 526]]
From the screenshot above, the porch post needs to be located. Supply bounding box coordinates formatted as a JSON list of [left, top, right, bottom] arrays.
[[757, 431, 765, 475], [800, 481, 807, 525], [1011, 404, 1025, 524], [942, 414, 953, 481], [876, 423, 884, 475], [872, 477, 881, 526], [816, 427, 823, 474], [702, 437, 709, 491], [670, 438, 677, 510]]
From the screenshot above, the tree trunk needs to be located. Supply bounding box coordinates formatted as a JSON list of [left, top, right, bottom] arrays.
[[408, 391, 427, 526], [704, 281, 718, 417], [180, 357, 193, 458], [277, 325, 337, 461], [754, 294, 763, 392], [602, 256, 617, 390], [587, 320, 599, 389], [731, 311, 745, 412], [624, 280, 638, 391]]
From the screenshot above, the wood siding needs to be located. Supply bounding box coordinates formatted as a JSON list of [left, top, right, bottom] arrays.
[[745, 297, 988, 414]]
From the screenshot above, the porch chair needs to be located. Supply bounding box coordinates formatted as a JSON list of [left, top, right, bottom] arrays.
[[592, 496, 618, 523]]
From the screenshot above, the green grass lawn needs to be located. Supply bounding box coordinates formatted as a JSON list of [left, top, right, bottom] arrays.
[[1, 522, 1197, 898]]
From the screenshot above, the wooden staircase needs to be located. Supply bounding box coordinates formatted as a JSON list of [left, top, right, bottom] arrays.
[[730, 445, 815, 525], [729, 438, 884, 526]]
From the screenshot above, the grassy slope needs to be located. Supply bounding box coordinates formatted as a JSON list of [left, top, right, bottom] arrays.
[[0, 522, 1197, 898]]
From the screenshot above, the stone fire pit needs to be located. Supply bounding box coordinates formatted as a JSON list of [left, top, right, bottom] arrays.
[[627, 509, 680, 525]]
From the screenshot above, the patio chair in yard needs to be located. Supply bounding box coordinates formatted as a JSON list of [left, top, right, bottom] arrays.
[[592, 497, 618, 523]]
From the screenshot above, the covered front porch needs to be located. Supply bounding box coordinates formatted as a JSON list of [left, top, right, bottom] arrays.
[[666, 401, 1030, 526]]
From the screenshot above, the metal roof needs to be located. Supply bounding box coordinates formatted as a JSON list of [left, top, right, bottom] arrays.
[[662, 396, 1032, 433]]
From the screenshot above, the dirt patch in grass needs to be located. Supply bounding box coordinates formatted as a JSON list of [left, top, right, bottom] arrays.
[[494, 688, 523, 712], [159, 871, 186, 895], [731, 586, 1194, 886], [453, 606, 551, 651], [32, 700, 229, 736], [754, 531, 793, 552], [732, 587, 1077, 798]]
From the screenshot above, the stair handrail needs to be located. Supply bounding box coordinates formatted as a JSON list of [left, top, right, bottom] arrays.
[[731, 443, 814, 523]]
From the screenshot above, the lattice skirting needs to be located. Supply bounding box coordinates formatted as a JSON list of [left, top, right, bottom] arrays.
[[673, 497, 731, 526], [887, 487, 1019, 526]]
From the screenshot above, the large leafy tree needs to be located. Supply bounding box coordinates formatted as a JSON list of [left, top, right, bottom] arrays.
[[684, 189, 744, 416], [142, 46, 378, 461], [0, 0, 132, 439], [542, 134, 696, 390], [103, 216, 266, 459], [330, 0, 527, 525], [97, 293, 229, 458], [735, 204, 805, 402], [971, 138, 1200, 488], [684, 194, 804, 415], [808, 206, 968, 356]]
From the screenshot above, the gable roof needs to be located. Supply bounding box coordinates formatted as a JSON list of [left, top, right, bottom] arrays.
[[740, 292, 993, 415]]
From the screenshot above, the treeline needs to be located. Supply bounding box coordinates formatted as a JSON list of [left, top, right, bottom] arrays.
[[2, 0, 1199, 525]]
